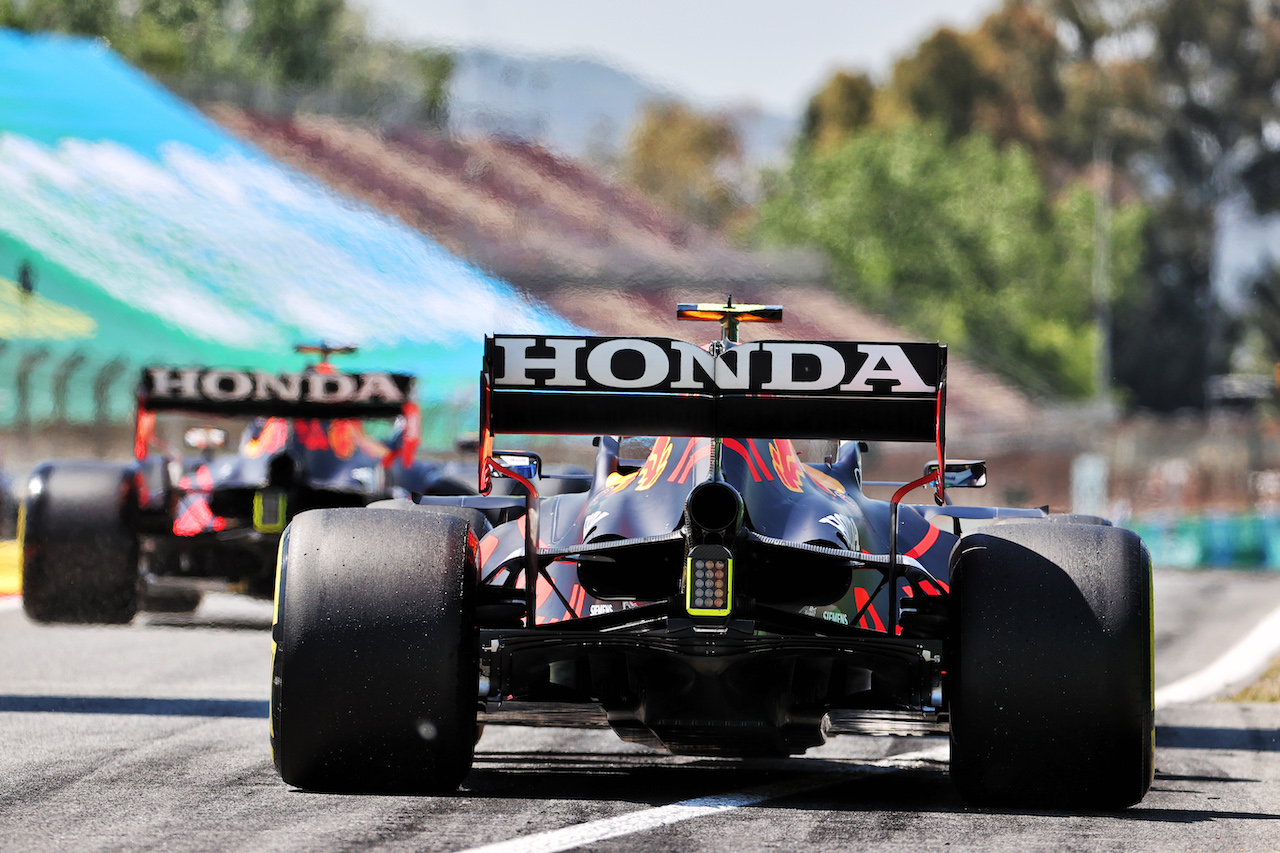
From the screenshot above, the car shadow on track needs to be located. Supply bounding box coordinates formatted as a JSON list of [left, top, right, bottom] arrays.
[[461, 749, 1280, 825], [139, 613, 273, 631], [1156, 724, 1280, 751], [0, 694, 268, 717]]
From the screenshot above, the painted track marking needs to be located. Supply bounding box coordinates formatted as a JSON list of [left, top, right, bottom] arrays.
[[453, 744, 948, 853], [1155, 597, 1280, 708]]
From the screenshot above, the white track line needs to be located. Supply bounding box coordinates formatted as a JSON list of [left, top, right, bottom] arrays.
[[0, 595, 22, 612], [453, 744, 948, 853], [1155, 598, 1280, 708]]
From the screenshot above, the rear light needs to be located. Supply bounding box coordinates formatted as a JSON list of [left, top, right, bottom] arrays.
[[685, 544, 733, 617], [254, 489, 288, 533]]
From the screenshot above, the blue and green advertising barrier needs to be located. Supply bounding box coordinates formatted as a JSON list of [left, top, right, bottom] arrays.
[[0, 30, 577, 447], [1129, 513, 1280, 570]]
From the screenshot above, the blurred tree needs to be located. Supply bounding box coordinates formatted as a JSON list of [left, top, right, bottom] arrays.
[[881, 2, 1068, 164], [1055, 0, 1280, 407], [778, 0, 1280, 409], [972, 1, 1066, 155], [758, 123, 1148, 397], [801, 70, 875, 152], [16, 0, 119, 36], [119, 0, 235, 76], [243, 0, 345, 86], [624, 100, 743, 230], [882, 27, 992, 143], [0, 0, 27, 27], [413, 47, 454, 129]]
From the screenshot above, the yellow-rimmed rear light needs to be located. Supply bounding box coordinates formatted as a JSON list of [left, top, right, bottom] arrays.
[[253, 488, 287, 533], [685, 545, 733, 617]]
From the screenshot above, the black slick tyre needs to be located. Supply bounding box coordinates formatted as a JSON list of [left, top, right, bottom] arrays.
[[21, 461, 139, 624], [948, 521, 1154, 809], [271, 506, 479, 793]]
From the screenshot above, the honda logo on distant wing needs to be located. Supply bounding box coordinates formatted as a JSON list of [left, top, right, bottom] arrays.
[[143, 368, 409, 405], [489, 337, 939, 396]]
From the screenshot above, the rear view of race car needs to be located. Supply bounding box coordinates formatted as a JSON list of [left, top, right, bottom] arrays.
[[21, 351, 471, 623], [269, 303, 1154, 809]]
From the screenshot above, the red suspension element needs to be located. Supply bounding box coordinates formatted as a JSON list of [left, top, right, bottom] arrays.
[[934, 372, 946, 506], [486, 457, 540, 500], [891, 471, 939, 508], [134, 406, 155, 461], [399, 402, 421, 468]]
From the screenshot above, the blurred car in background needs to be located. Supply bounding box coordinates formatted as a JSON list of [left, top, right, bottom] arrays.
[[20, 351, 474, 623]]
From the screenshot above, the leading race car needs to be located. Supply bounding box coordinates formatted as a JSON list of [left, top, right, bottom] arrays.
[[21, 348, 474, 623], [269, 303, 1154, 809]]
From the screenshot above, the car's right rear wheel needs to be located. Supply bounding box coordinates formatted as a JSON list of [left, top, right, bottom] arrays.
[[948, 520, 1154, 809], [271, 507, 479, 793]]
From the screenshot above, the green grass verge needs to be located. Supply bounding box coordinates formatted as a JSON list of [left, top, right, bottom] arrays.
[[1232, 657, 1280, 702]]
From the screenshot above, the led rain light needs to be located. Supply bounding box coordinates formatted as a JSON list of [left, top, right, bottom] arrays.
[[254, 489, 288, 534], [685, 546, 733, 617]]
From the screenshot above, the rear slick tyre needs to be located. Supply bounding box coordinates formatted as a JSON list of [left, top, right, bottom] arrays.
[[21, 461, 139, 624], [271, 507, 479, 793], [948, 521, 1154, 809]]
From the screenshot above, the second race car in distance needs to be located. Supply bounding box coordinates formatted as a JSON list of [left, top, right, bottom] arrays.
[[20, 346, 474, 623], [269, 304, 1155, 809]]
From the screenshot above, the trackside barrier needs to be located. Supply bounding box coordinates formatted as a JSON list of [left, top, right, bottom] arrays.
[[1129, 514, 1280, 570]]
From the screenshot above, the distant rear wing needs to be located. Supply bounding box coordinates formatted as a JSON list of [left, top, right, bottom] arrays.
[[134, 367, 418, 463], [482, 335, 946, 442]]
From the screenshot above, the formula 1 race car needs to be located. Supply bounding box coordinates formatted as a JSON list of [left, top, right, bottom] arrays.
[[21, 349, 474, 623], [269, 304, 1154, 809]]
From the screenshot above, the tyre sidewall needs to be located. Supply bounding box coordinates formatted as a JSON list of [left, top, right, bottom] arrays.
[[21, 461, 138, 624], [948, 521, 1153, 808], [272, 506, 479, 793]]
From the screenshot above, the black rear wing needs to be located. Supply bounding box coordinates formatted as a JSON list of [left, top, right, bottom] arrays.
[[134, 366, 418, 462], [482, 335, 945, 442], [481, 335, 947, 495]]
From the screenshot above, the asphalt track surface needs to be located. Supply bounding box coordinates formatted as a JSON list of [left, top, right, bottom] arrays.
[[2, 568, 1280, 853]]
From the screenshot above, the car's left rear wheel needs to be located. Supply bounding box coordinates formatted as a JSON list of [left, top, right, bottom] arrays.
[[271, 507, 479, 793], [21, 461, 139, 624]]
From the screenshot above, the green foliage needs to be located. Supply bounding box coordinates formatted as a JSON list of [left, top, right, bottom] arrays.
[[881, 3, 1068, 162], [0, 0, 456, 123], [758, 124, 1147, 397], [780, 0, 1280, 409], [624, 100, 743, 230], [884, 28, 992, 143], [19, 0, 119, 36], [413, 47, 454, 129], [243, 0, 344, 86], [802, 70, 875, 153]]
